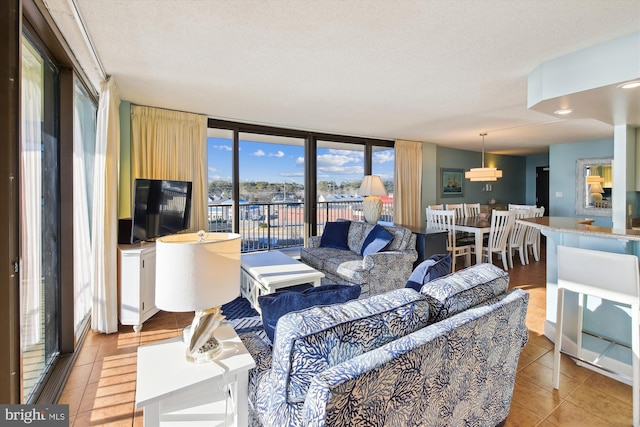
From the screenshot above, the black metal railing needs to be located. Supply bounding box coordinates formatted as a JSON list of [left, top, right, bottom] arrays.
[[208, 200, 394, 252]]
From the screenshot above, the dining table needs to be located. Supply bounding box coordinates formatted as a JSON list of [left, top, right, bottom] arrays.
[[454, 216, 492, 264]]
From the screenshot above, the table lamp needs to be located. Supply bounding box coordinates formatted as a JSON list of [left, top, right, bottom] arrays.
[[155, 231, 241, 363], [359, 175, 387, 224], [586, 175, 605, 206]]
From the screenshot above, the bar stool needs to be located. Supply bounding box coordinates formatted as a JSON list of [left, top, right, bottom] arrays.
[[553, 245, 640, 427]]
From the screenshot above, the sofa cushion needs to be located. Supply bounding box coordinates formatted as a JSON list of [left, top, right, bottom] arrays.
[[259, 284, 362, 342], [419, 263, 509, 323], [272, 288, 430, 403], [360, 224, 394, 256], [319, 221, 351, 250], [405, 253, 451, 291]]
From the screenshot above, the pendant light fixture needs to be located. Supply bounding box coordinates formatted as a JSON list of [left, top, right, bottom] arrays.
[[465, 133, 503, 182]]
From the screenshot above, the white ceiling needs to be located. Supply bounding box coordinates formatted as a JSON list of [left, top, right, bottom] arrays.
[[44, 0, 640, 156]]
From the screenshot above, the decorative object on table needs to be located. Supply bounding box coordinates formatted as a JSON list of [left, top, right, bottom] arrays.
[[155, 230, 241, 362], [465, 133, 503, 181], [440, 168, 464, 197], [358, 175, 387, 224]]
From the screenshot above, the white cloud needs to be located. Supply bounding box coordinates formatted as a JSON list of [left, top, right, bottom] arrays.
[[270, 150, 285, 158], [208, 166, 219, 173], [252, 150, 266, 157], [280, 172, 304, 177], [213, 144, 232, 151], [373, 150, 394, 164]]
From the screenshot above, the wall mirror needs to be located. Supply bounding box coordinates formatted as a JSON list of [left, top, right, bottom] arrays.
[[575, 157, 612, 216]]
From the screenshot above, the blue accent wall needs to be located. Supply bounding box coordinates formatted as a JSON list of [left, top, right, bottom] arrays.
[[435, 146, 527, 206], [549, 138, 614, 227]]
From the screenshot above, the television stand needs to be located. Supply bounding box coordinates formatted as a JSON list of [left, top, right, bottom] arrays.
[[118, 243, 159, 331]]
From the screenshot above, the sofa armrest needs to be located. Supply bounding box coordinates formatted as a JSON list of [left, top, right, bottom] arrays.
[[308, 236, 322, 248], [362, 250, 417, 269], [239, 331, 273, 403], [362, 250, 419, 295]]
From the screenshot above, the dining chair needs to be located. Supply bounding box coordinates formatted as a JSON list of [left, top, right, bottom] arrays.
[[554, 245, 640, 427], [445, 203, 465, 219], [523, 207, 545, 263], [464, 203, 481, 217], [479, 210, 515, 270], [428, 209, 471, 272], [507, 208, 532, 268]]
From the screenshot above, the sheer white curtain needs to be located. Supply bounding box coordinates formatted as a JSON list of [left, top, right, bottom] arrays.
[[131, 105, 207, 231], [394, 140, 423, 227], [73, 85, 95, 333], [20, 48, 43, 347], [91, 77, 120, 334]]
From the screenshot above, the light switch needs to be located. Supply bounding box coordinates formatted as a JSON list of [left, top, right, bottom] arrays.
[[555, 192, 563, 197]]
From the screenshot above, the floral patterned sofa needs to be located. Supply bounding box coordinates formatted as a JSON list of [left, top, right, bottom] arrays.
[[300, 221, 418, 297], [240, 263, 529, 427]]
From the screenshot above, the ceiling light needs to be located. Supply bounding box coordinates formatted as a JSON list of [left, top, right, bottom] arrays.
[[465, 133, 503, 182], [554, 109, 573, 115], [618, 80, 640, 89]]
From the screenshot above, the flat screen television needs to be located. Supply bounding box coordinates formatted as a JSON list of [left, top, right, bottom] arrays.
[[131, 178, 193, 244]]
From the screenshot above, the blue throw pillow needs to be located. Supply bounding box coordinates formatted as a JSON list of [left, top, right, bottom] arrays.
[[360, 224, 394, 256], [405, 254, 451, 291], [259, 284, 362, 343], [319, 221, 351, 250]]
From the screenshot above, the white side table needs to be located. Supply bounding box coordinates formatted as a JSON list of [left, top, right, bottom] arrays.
[[136, 324, 256, 426]]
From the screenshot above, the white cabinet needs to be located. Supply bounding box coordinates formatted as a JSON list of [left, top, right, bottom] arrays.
[[118, 244, 159, 332]]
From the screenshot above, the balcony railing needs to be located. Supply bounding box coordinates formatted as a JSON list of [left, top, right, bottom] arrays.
[[208, 200, 394, 252]]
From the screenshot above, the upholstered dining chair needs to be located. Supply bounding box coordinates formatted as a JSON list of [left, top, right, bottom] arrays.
[[427, 209, 471, 272], [478, 210, 515, 271]]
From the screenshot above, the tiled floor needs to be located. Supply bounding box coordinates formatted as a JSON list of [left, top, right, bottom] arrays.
[[59, 240, 634, 426]]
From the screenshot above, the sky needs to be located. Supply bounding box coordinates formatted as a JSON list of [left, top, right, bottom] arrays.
[[207, 137, 394, 185]]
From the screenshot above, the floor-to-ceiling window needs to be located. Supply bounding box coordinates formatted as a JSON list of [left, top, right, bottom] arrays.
[[316, 141, 365, 228], [372, 145, 395, 221], [207, 119, 395, 248], [20, 34, 60, 403], [73, 79, 96, 337], [239, 133, 305, 251]]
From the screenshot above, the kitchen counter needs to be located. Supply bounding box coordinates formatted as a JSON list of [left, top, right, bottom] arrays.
[[520, 216, 640, 241]]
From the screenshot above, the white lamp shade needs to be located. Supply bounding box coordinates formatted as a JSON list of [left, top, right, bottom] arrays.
[[359, 175, 387, 196], [155, 232, 241, 312], [589, 182, 605, 193], [465, 167, 503, 182]]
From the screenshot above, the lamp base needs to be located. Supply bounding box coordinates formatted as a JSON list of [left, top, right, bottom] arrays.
[[363, 195, 383, 224], [184, 333, 223, 363], [182, 307, 226, 363]]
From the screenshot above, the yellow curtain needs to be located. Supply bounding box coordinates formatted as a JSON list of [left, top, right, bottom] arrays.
[[394, 140, 422, 227], [131, 105, 207, 231]]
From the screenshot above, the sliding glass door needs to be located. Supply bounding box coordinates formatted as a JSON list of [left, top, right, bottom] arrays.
[[21, 35, 60, 402]]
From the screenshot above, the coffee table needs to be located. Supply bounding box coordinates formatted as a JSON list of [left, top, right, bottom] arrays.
[[135, 323, 255, 426], [240, 250, 325, 314]]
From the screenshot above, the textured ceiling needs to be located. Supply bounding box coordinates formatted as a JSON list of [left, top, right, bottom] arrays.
[[44, 0, 640, 155]]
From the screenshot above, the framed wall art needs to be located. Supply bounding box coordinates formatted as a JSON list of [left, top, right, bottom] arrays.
[[440, 168, 464, 197]]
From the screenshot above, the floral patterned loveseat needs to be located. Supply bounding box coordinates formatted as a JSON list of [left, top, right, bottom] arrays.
[[300, 221, 417, 297], [240, 263, 529, 427]]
